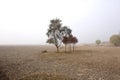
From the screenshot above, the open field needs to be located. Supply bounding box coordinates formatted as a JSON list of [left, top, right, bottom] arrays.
[[0, 45, 120, 80]]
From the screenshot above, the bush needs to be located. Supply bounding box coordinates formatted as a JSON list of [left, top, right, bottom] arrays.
[[96, 40, 101, 45], [110, 35, 120, 46]]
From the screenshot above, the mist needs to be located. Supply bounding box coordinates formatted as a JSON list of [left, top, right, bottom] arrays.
[[0, 0, 120, 45]]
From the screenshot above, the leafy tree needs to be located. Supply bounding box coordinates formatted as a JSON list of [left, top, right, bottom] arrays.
[[71, 37, 78, 52], [46, 18, 62, 52], [110, 35, 120, 46], [46, 19, 72, 53], [62, 34, 73, 52], [62, 36, 68, 52], [67, 34, 73, 52], [96, 40, 101, 46], [62, 34, 78, 52], [68, 35, 78, 52]]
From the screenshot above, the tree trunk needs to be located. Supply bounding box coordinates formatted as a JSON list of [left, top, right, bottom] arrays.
[[73, 44, 75, 52], [73, 44, 74, 52], [65, 44, 67, 52], [56, 46, 59, 53], [69, 44, 71, 52]]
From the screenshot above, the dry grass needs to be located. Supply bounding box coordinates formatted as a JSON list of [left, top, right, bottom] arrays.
[[0, 45, 120, 80], [19, 72, 76, 80]]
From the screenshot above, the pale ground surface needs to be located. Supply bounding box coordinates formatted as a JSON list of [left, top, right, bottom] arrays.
[[0, 45, 120, 80]]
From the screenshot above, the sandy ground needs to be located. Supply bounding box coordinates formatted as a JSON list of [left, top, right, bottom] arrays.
[[0, 45, 120, 80]]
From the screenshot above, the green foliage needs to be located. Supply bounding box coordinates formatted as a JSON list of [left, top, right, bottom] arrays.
[[110, 35, 120, 46], [46, 38, 54, 44], [96, 40, 101, 45], [49, 19, 62, 30], [62, 35, 78, 44]]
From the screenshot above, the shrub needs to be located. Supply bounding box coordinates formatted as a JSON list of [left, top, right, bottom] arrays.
[[96, 40, 101, 46], [110, 35, 120, 46]]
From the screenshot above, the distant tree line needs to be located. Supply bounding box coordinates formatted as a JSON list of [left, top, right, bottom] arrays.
[[46, 18, 78, 53], [95, 33, 120, 47]]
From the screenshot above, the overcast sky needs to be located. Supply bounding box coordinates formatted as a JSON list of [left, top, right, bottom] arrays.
[[0, 0, 120, 45]]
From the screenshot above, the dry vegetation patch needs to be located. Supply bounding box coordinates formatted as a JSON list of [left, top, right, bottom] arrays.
[[20, 73, 77, 80], [0, 46, 120, 80]]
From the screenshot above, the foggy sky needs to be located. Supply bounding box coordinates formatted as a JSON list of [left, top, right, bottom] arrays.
[[0, 0, 120, 45]]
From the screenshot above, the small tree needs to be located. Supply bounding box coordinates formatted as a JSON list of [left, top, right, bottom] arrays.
[[110, 35, 120, 46], [68, 34, 73, 52], [62, 36, 68, 52], [62, 35, 78, 52], [72, 37, 78, 52], [61, 26, 72, 52], [96, 40, 101, 46]]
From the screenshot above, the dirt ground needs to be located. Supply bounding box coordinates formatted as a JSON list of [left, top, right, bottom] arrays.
[[0, 45, 120, 80]]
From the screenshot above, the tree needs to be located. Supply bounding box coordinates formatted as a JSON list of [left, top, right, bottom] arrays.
[[110, 35, 120, 46], [68, 35, 78, 52], [67, 34, 73, 52], [61, 26, 72, 52], [96, 40, 101, 46], [62, 34, 78, 52], [46, 19, 72, 53], [62, 36, 68, 52], [71, 37, 78, 52], [46, 18, 62, 53]]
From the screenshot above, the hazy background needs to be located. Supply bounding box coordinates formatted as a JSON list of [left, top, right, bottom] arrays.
[[0, 0, 120, 45]]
